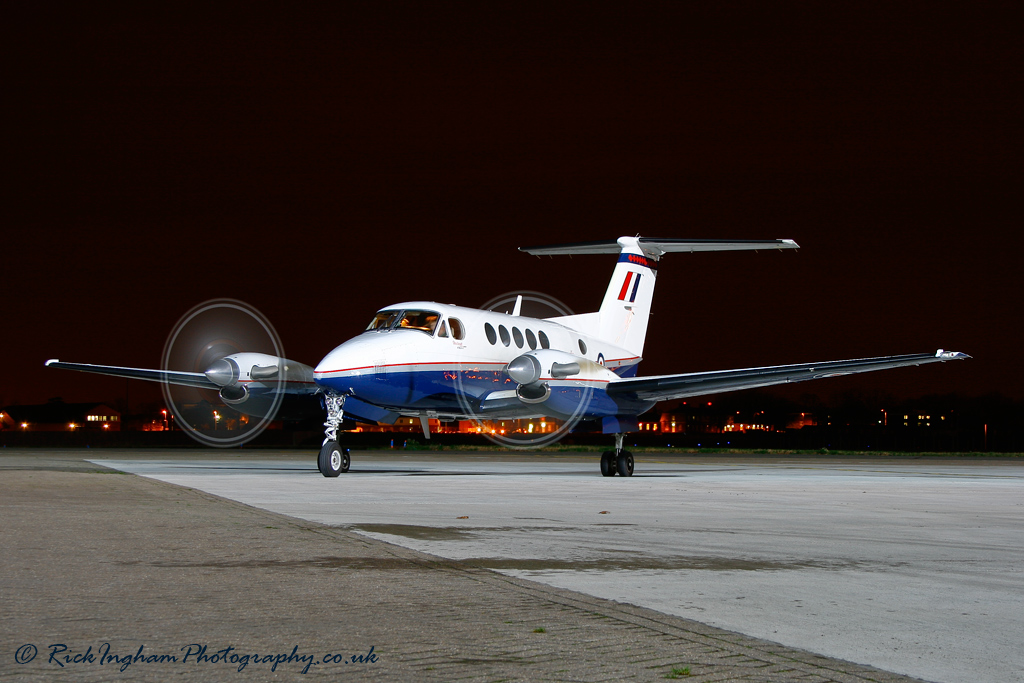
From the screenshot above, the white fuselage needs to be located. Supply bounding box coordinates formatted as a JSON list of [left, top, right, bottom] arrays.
[[313, 301, 645, 421]]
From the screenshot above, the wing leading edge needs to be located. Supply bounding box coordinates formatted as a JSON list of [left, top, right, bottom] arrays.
[[605, 350, 970, 402], [45, 360, 219, 390]]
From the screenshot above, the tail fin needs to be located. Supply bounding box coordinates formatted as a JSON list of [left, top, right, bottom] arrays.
[[520, 236, 799, 357], [597, 237, 658, 356]]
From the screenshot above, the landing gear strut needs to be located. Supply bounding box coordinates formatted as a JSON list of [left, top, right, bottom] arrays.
[[319, 393, 350, 477], [601, 433, 633, 477]]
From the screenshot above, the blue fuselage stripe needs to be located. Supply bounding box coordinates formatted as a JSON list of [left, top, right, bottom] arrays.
[[315, 369, 652, 419]]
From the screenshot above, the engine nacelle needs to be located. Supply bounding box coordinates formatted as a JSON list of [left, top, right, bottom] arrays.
[[220, 384, 248, 403], [204, 353, 316, 417], [505, 349, 618, 407]]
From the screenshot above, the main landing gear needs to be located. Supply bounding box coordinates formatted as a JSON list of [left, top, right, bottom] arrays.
[[319, 393, 351, 477], [600, 433, 634, 477]]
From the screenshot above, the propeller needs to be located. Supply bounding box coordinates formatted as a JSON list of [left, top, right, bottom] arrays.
[[449, 290, 591, 448], [161, 299, 302, 448]]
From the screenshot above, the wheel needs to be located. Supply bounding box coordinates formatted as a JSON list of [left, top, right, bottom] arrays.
[[600, 451, 616, 477], [616, 451, 634, 477], [318, 442, 349, 477]]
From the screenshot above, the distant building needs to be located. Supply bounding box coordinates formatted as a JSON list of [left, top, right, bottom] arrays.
[[787, 412, 818, 429], [899, 411, 947, 428], [352, 416, 563, 436], [0, 402, 121, 432], [722, 416, 774, 433], [656, 403, 722, 434]]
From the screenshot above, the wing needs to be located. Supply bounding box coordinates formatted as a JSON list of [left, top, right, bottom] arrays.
[[605, 350, 970, 402], [45, 359, 219, 390]]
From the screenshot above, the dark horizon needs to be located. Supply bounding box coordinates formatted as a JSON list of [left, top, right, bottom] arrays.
[[6, 6, 1020, 409]]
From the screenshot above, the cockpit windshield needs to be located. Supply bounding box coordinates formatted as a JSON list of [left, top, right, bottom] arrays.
[[366, 310, 401, 331], [365, 309, 440, 335]]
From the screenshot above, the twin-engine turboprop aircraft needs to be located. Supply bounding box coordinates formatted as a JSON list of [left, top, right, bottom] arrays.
[[46, 236, 969, 477]]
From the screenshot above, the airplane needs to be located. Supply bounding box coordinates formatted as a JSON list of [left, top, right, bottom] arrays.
[[46, 236, 969, 477]]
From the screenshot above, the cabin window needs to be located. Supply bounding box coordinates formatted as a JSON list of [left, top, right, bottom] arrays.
[[578, 339, 588, 355], [437, 321, 448, 338], [450, 317, 465, 340], [498, 325, 511, 347], [525, 329, 537, 350], [484, 322, 497, 345], [512, 327, 524, 348], [539, 330, 550, 349]]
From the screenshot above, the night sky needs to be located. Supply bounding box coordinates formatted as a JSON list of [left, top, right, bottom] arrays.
[[5, 5, 1021, 410]]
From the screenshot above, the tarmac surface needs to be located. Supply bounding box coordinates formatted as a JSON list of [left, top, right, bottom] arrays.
[[4, 449, 1022, 682]]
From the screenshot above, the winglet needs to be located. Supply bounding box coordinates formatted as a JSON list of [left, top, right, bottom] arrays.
[[45, 359, 59, 366], [935, 349, 970, 360]]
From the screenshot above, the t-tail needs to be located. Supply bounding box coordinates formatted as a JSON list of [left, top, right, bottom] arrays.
[[519, 236, 800, 357]]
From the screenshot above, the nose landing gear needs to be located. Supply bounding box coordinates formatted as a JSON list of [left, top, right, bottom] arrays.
[[319, 393, 350, 477], [600, 433, 633, 477]]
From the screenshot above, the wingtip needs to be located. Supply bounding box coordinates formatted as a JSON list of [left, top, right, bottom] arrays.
[[935, 349, 970, 360], [45, 358, 59, 367]]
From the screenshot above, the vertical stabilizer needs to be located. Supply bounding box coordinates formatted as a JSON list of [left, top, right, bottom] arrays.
[[598, 237, 658, 357]]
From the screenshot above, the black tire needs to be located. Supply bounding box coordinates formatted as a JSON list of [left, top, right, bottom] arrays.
[[600, 451, 616, 477], [616, 451, 634, 477], [318, 442, 349, 477]]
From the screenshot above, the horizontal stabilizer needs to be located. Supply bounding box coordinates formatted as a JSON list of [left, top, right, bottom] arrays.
[[520, 237, 799, 257], [606, 350, 970, 402]]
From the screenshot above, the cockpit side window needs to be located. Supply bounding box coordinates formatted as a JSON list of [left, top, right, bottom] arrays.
[[367, 310, 401, 331], [437, 320, 449, 338], [397, 310, 440, 334]]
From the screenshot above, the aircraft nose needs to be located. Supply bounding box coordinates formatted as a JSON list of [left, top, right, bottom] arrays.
[[314, 340, 377, 391], [314, 335, 405, 400]]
